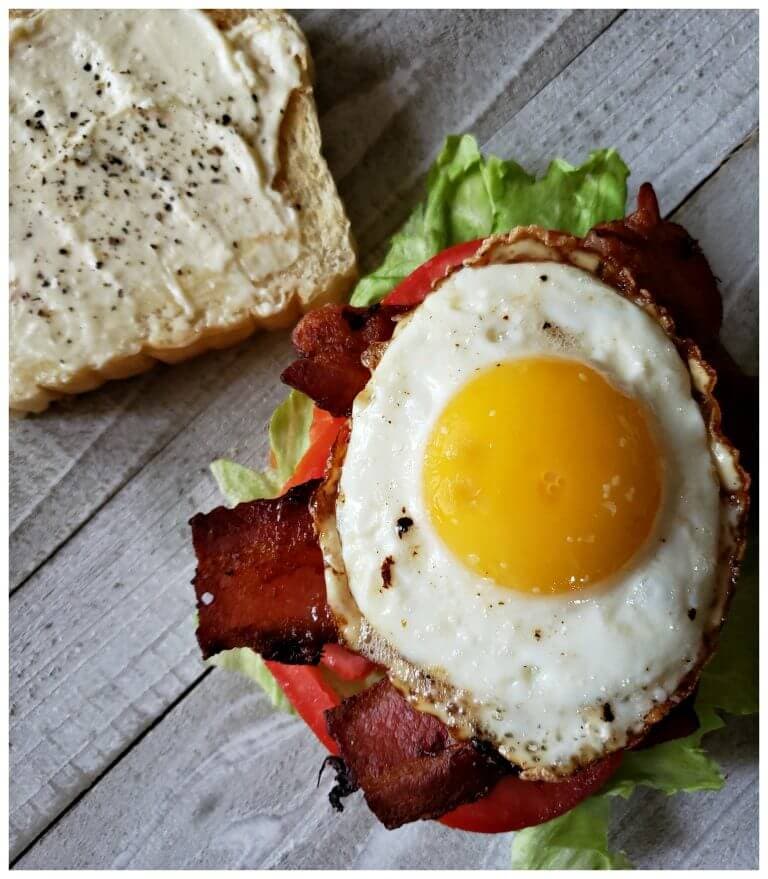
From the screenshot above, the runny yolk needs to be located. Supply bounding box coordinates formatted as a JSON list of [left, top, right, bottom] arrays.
[[422, 357, 663, 594]]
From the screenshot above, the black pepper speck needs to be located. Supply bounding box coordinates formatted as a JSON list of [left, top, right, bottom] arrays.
[[396, 516, 413, 538]]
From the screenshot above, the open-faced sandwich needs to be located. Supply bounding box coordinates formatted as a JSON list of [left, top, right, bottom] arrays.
[[9, 9, 355, 413], [189, 138, 755, 866]]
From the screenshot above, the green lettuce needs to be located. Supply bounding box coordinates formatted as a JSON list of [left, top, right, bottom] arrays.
[[511, 536, 758, 869], [210, 389, 313, 505], [511, 796, 632, 869], [208, 648, 296, 715], [695, 536, 759, 716], [350, 135, 629, 307]]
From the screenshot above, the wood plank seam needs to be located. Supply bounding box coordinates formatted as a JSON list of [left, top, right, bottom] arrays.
[[350, 11, 624, 271], [10, 386, 141, 534], [9, 358, 245, 597], [9, 667, 214, 867], [666, 129, 758, 219]]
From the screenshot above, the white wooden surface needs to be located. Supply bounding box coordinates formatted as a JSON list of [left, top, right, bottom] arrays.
[[9, 9, 758, 869]]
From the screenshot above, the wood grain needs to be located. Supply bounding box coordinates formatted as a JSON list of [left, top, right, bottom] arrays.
[[9, 347, 251, 591], [357, 9, 758, 265], [16, 666, 758, 869], [673, 133, 758, 375], [10, 9, 758, 867]]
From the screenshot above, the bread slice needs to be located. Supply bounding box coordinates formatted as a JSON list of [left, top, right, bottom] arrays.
[[10, 10, 357, 413]]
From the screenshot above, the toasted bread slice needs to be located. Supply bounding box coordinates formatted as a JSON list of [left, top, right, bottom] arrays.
[[10, 10, 356, 413]]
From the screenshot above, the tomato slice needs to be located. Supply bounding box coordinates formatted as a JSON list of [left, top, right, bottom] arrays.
[[282, 408, 347, 491], [382, 239, 485, 307], [270, 239, 623, 831], [440, 752, 623, 833], [321, 643, 378, 681], [265, 661, 341, 754]]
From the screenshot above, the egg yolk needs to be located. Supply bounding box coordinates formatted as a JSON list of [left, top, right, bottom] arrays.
[[422, 357, 663, 594]]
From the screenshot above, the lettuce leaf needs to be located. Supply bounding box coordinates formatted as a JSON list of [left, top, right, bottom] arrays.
[[208, 649, 296, 715], [511, 709, 725, 869], [210, 389, 313, 505], [603, 704, 724, 800], [511, 796, 632, 869], [511, 535, 757, 868], [350, 135, 629, 306]]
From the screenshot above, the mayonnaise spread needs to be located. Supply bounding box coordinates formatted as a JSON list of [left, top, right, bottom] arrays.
[[10, 10, 306, 409]]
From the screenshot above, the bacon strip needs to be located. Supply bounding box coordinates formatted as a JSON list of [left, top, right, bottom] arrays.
[[190, 480, 337, 663], [585, 183, 756, 478], [281, 304, 405, 417], [584, 183, 723, 348], [320, 679, 699, 830], [324, 678, 509, 829]]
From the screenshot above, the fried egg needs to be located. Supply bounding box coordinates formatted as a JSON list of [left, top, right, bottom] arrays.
[[315, 230, 747, 779]]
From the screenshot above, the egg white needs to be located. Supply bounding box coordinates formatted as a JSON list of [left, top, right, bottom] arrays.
[[329, 259, 722, 775]]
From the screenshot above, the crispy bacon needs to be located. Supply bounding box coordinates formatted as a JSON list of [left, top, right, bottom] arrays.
[[322, 680, 698, 830], [585, 183, 756, 479], [324, 678, 509, 829], [190, 480, 337, 663], [281, 304, 405, 417], [584, 183, 723, 348]]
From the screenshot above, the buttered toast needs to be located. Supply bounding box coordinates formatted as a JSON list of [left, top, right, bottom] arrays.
[[10, 9, 356, 412]]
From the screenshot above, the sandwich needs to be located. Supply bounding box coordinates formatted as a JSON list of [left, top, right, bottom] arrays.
[[189, 138, 755, 866], [9, 9, 355, 412]]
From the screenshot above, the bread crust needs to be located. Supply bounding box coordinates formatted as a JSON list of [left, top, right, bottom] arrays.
[[10, 9, 357, 413]]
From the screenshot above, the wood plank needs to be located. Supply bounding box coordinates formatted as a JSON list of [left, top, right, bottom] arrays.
[[9, 340, 291, 858], [304, 9, 621, 260], [671, 134, 758, 374], [10, 9, 757, 863], [15, 669, 757, 868], [9, 8, 618, 591], [10, 345, 260, 591], [357, 9, 758, 265]]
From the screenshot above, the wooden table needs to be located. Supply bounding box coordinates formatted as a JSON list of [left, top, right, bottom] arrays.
[[10, 9, 758, 869]]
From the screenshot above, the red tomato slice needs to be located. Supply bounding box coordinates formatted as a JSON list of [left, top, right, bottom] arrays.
[[440, 752, 623, 834], [282, 408, 347, 491], [271, 239, 623, 831], [265, 661, 341, 754], [383, 238, 485, 307], [321, 643, 378, 681]]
